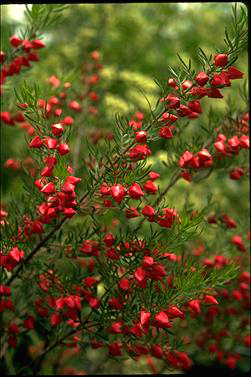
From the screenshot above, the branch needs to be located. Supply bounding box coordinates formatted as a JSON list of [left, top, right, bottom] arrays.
[[16, 268, 131, 375], [134, 170, 181, 232]]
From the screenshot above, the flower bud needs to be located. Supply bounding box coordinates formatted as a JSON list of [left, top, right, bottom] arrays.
[[57, 143, 70, 155], [128, 182, 144, 199], [111, 184, 126, 204], [31, 39, 45, 49], [10, 35, 22, 47], [29, 136, 43, 148], [135, 130, 147, 143], [195, 71, 209, 86], [144, 180, 158, 194], [45, 137, 58, 149], [214, 53, 228, 67]]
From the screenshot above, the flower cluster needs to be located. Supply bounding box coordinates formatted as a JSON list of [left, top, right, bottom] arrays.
[[0, 35, 45, 100]]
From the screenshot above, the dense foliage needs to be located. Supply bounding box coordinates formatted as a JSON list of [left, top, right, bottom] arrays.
[[0, 3, 249, 375]]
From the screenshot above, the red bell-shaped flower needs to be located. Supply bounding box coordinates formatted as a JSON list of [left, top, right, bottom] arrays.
[[57, 143, 70, 155], [188, 299, 201, 314], [128, 182, 144, 199], [29, 136, 43, 148], [111, 184, 126, 204], [214, 53, 228, 67], [41, 183, 56, 195], [154, 311, 170, 327], [144, 180, 158, 194], [195, 71, 209, 86], [134, 267, 146, 283]]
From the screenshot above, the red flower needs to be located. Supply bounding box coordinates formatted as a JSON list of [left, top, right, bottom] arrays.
[[168, 78, 177, 88], [204, 295, 219, 305], [104, 233, 115, 246], [189, 86, 207, 99], [66, 176, 81, 185], [50, 312, 62, 327], [24, 315, 35, 330], [140, 310, 151, 325], [108, 321, 124, 334], [134, 267, 146, 283], [239, 135, 249, 149], [29, 136, 43, 148], [88, 298, 100, 309], [45, 137, 58, 149], [129, 144, 152, 160], [151, 344, 163, 359], [0, 51, 5, 64], [1, 112, 14, 125], [58, 143, 70, 155], [126, 207, 139, 218], [51, 123, 64, 136], [181, 80, 192, 90], [143, 180, 158, 194], [108, 297, 124, 310], [129, 323, 143, 337], [231, 235, 246, 252], [41, 183, 56, 195], [214, 140, 225, 153], [188, 100, 202, 113], [224, 66, 244, 79], [90, 50, 100, 61], [10, 35, 22, 47], [157, 208, 176, 228], [179, 150, 194, 168], [187, 299, 201, 314], [228, 135, 240, 151], [207, 87, 224, 98], [8, 323, 20, 334], [229, 168, 244, 180], [68, 100, 81, 112], [197, 148, 213, 167], [177, 104, 192, 117], [226, 355, 238, 369], [214, 53, 228, 67], [142, 205, 155, 222], [128, 182, 144, 199], [195, 71, 209, 86], [31, 39, 45, 49], [108, 342, 122, 356], [100, 183, 111, 196], [142, 256, 154, 268], [154, 311, 170, 327], [148, 171, 160, 180], [166, 94, 180, 109], [111, 184, 126, 204], [166, 305, 184, 319], [159, 126, 173, 139], [106, 248, 120, 260], [161, 113, 178, 123], [119, 278, 130, 291], [176, 351, 192, 369], [210, 72, 231, 87], [135, 130, 147, 143], [63, 116, 74, 126]]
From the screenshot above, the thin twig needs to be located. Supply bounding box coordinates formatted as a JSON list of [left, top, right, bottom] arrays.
[[16, 267, 132, 375], [134, 170, 181, 233]]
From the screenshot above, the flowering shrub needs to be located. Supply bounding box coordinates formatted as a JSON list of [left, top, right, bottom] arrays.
[[0, 4, 249, 375]]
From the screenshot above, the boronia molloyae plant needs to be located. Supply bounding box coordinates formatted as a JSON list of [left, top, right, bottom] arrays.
[[0, 3, 249, 375]]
